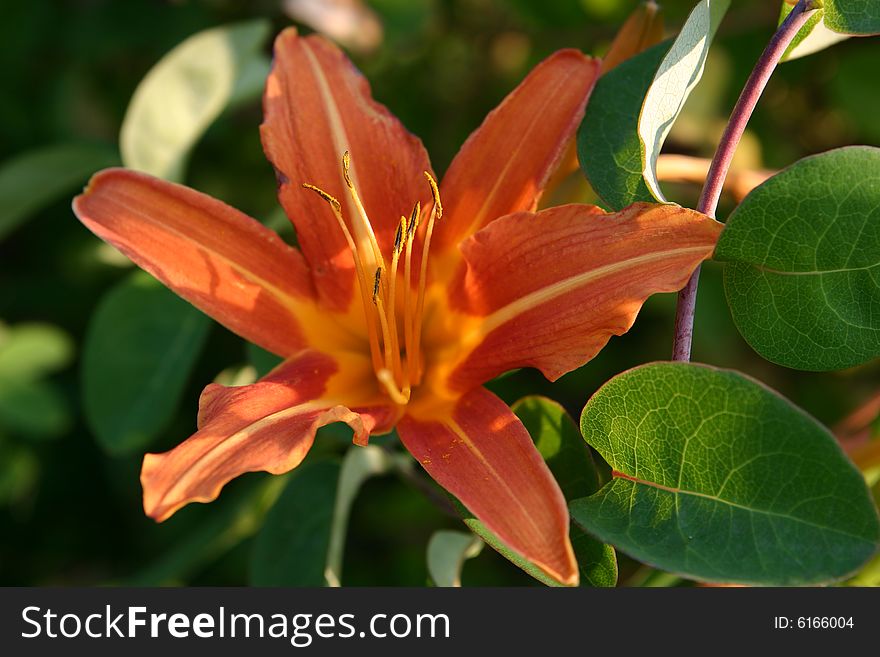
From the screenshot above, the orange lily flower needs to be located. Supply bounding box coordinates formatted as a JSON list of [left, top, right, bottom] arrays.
[[73, 28, 721, 586]]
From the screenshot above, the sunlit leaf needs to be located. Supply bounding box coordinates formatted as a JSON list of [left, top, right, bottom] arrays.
[[83, 271, 211, 455], [824, 0, 880, 35], [572, 362, 880, 585], [638, 0, 729, 201], [715, 146, 880, 371], [0, 322, 74, 440], [120, 20, 271, 182], [579, 42, 668, 210], [0, 323, 73, 380], [780, 5, 849, 61], [0, 143, 118, 240], [426, 530, 483, 587]]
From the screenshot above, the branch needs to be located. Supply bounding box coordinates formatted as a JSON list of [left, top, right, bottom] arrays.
[[670, 0, 816, 362]]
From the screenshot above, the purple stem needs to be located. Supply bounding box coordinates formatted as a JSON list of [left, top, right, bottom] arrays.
[[670, 0, 816, 362]]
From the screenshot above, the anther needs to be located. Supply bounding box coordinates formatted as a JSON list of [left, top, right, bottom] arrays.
[[342, 151, 353, 188], [393, 216, 407, 256], [424, 171, 443, 219], [372, 267, 382, 304], [406, 202, 421, 240], [302, 183, 342, 213]]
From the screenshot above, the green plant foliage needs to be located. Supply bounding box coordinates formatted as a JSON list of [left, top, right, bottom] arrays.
[[716, 146, 880, 371], [250, 460, 341, 587], [0, 143, 118, 240], [129, 476, 287, 585], [251, 445, 406, 586], [82, 272, 211, 455], [780, 5, 849, 60], [120, 20, 271, 182], [579, 0, 728, 209], [572, 362, 880, 585], [0, 323, 73, 439], [426, 530, 483, 587], [824, 0, 880, 35], [578, 43, 668, 210], [638, 0, 729, 201], [462, 397, 617, 587]]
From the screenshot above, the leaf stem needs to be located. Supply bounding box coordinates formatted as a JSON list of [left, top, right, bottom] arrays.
[[670, 0, 816, 362]]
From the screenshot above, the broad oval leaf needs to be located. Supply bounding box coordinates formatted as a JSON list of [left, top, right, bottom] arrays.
[[83, 271, 211, 455], [0, 143, 118, 240], [572, 362, 880, 586], [120, 20, 271, 182], [824, 0, 880, 35], [638, 0, 729, 201], [426, 530, 483, 587], [461, 397, 617, 587], [715, 146, 880, 371]]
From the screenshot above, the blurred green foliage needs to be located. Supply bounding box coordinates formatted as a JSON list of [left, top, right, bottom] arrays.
[[0, 0, 878, 586]]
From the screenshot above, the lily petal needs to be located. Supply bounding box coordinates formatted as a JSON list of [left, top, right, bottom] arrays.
[[142, 349, 396, 522], [73, 168, 315, 358], [261, 27, 433, 311], [398, 387, 577, 586], [440, 203, 722, 391], [436, 50, 600, 250]]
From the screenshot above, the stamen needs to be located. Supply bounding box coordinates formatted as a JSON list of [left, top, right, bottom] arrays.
[[387, 216, 408, 385], [410, 172, 443, 383], [342, 151, 384, 272], [402, 201, 421, 376], [424, 171, 443, 219], [302, 183, 384, 374], [377, 369, 411, 406], [371, 267, 382, 304], [373, 268, 407, 398]]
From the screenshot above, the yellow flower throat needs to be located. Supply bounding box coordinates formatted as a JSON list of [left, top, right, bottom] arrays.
[[303, 152, 442, 406]]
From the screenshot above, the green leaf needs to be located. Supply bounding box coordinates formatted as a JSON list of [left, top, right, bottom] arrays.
[[120, 20, 271, 182], [82, 271, 211, 455], [780, 5, 849, 61], [824, 0, 880, 35], [0, 323, 74, 380], [571, 362, 880, 586], [513, 396, 600, 498], [128, 475, 286, 585], [579, 42, 669, 210], [426, 530, 483, 587], [250, 445, 405, 586], [325, 444, 408, 585], [638, 0, 729, 201], [0, 143, 118, 240], [578, 0, 728, 210], [459, 397, 617, 587], [715, 146, 880, 371], [0, 377, 70, 439], [249, 460, 340, 587]]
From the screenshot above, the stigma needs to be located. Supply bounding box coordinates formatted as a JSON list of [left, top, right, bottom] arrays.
[[303, 152, 442, 406]]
